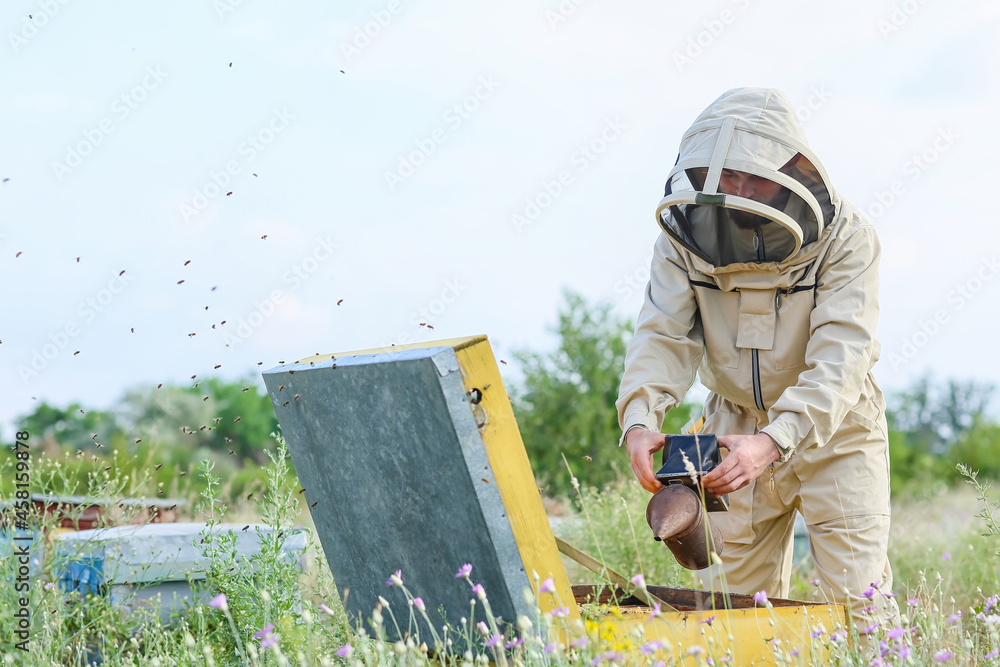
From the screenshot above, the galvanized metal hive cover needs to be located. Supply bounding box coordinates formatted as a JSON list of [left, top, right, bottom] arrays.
[[262, 336, 553, 639]]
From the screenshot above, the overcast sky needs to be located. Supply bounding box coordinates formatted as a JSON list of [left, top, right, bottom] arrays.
[[2, 1, 998, 438]]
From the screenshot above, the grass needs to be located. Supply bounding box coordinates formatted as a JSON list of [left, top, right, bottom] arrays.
[[4, 440, 1000, 665]]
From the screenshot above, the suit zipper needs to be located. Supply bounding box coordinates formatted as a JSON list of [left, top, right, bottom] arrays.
[[751, 349, 765, 410]]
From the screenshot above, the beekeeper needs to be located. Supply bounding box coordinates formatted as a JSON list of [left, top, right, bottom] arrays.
[[617, 87, 899, 628]]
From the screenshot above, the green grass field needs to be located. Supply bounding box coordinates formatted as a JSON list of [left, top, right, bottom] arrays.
[[4, 441, 1000, 666]]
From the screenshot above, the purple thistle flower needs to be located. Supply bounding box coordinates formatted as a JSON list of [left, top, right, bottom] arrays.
[[646, 602, 661, 622], [654, 662, 666, 667], [539, 577, 556, 594], [898, 645, 912, 660], [335, 643, 353, 658], [544, 642, 557, 654], [208, 593, 228, 612], [260, 635, 278, 649], [862, 584, 877, 599], [810, 578, 820, 586], [985, 648, 999, 659], [254, 623, 275, 639], [386, 569, 403, 587], [551, 606, 570, 619], [590, 658, 602, 667], [935, 649, 953, 661], [907, 597, 919, 606], [701, 614, 717, 625], [861, 623, 878, 634], [831, 631, 846, 643], [571, 637, 588, 649], [887, 627, 906, 640], [753, 590, 768, 605], [485, 634, 502, 648], [471, 583, 486, 600], [687, 645, 706, 656], [986, 595, 999, 612], [505, 638, 524, 649], [603, 651, 625, 663], [640, 641, 661, 655], [455, 563, 473, 579], [942, 551, 951, 561], [412, 597, 425, 612], [947, 611, 962, 623], [477, 621, 489, 636], [319, 603, 335, 616], [630, 573, 645, 588]]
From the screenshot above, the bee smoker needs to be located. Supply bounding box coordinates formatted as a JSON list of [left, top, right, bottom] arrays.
[[645, 434, 727, 570]]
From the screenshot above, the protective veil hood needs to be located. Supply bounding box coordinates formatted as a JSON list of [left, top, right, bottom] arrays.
[[657, 88, 838, 269]]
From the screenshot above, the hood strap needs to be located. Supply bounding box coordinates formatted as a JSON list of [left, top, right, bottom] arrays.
[[702, 116, 737, 196]]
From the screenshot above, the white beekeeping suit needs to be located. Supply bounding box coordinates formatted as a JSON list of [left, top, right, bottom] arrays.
[[617, 87, 899, 629]]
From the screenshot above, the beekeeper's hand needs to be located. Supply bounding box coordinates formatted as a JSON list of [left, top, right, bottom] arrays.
[[701, 433, 781, 495], [626, 428, 667, 494]]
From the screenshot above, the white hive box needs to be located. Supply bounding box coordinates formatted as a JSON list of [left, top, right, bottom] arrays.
[[54, 523, 307, 625]]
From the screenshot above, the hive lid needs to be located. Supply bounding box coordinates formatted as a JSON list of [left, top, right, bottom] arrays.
[[263, 336, 576, 639]]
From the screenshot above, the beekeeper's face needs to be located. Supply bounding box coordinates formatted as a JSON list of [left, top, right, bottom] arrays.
[[718, 169, 784, 204], [716, 169, 786, 229]]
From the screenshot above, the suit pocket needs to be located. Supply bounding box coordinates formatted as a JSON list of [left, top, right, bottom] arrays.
[[774, 290, 813, 371]]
